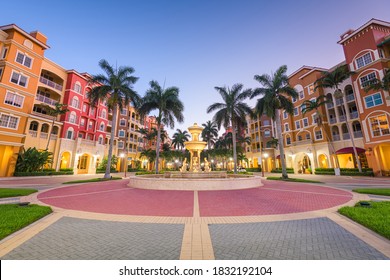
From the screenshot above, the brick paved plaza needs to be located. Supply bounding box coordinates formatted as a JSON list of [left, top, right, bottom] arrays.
[[0, 173, 389, 260]]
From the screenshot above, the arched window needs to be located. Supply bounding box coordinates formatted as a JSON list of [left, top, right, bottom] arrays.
[[73, 82, 82, 93], [71, 96, 80, 108], [23, 39, 33, 49], [52, 126, 59, 135], [29, 121, 39, 131], [101, 109, 107, 119], [98, 136, 103, 145], [99, 122, 105, 131], [41, 123, 49, 133], [69, 111, 77, 124], [66, 127, 74, 139]]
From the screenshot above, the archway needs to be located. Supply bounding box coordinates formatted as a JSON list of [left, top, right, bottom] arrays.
[[374, 143, 390, 176], [60, 152, 71, 169], [318, 154, 329, 168], [77, 153, 90, 174], [294, 152, 312, 174]]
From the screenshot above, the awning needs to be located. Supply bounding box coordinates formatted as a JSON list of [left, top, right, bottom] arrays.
[[335, 147, 365, 154], [377, 36, 390, 47], [276, 155, 285, 159]]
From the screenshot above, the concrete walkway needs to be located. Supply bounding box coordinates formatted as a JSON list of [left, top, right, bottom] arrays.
[[0, 174, 389, 260]]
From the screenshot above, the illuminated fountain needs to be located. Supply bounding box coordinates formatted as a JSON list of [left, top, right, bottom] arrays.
[[128, 123, 263, 190]]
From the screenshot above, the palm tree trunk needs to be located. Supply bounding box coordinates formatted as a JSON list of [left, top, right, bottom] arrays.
[[275, 109, 288, 179], [105, 106, 118, 179], [155, 123, 162, 173], [232, 119, 238, 174]]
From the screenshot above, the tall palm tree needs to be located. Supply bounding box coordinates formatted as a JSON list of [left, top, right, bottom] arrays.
[[139, 80, 184, 173], [88, 59, 140, 179], [171, 129, 190, 150], [302, 95, 340, 172], [251, 65, 298, 179], [201, 121, 219, 150], [314, 65, 362, 172], [207, 83, 252, 174], [43, 103, 69, 150]]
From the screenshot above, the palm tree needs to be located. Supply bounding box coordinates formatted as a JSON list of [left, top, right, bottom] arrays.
[[207, 83, 252, 174], [314, 65, 362, 173], [139, 80, 184, 173], [140, 148, 156, 170], [43, 103, 69, 150], [302, 95, 340, 173], [171, 129, 190, 150], [266, 137, 278, 149], [201, 121, 219, 150], [88, 59, 140, 179], [251, 65, 298, 179]]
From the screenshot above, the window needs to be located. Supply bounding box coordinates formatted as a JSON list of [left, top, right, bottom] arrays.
[[263, 120, 270, 126], [306, 133, 311, 140], [4, 91, 24, 108], [80, 118, 85, 127], [23, 40, 33, 49], [89, 121, 93, 129], [0, 67, 3, 80], [286, 136, 291, 145], [101, 109, 107, 119], [118, 141, 124, 149], [369, 115, 390, 137], [303, 118, 309, 127], [360, 72, 376, 88], [307, 84, 315, 95], [82, 104, 87, 112], [283, 111, 288, 119], [299, 91, 304, 100], [315, 129, 323, 140], [73, 82, 81, 93], [0, 114, 19, 129], [71, 97, 80, 109], [10, 71, 28, 87], [15, 51, 32, 68], [364, 93, 383, 108], [120, 119, 126, 126], [98, 136, 103, 144], [293, 108, 298, 116], [69, 112, 77, 124], [1, 47, 9, 59], [118, 130, 125, 137], [298, 135, 302, 141], [264, 130, 271, 137], [356, 53, 372, 69], [29, 121, 38, 131], [66, 128, 74, 139], [295, 120, 301, 129], [292, 96, 297, 103], [89, 107, 95, 117], [121, 109, 127, 115], [99, 123, 105, 131], [284, 123, 289, 132], [300, 103, 306, 113]]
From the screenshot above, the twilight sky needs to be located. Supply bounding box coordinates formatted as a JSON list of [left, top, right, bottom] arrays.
[[2, 0, 390, 136]]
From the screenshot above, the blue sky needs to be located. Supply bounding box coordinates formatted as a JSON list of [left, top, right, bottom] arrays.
[[2, 0, 390, 136]]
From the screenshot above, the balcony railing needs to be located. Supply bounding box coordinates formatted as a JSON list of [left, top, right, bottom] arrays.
[[332, 134, 340, 141], [346, 94, 355, 102], [29, 130, 37, 137], [81, 139, 95, 146], [350, 111, 359, 119], [339, 115, 346, 122], [292, 139, 313, 146], [326, 102, 334, 109], [39, 76, 63, 91], [40, 132, 48, 139], [342, 133, 350, 140], [336, 98, 343, 105], [353, 131, 363, 138], [36, 94, 59, 106], [329, 118, 336, 124]]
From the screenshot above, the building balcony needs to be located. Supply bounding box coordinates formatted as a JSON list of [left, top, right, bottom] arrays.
[[329, 118, 336, 124], [353, 131, 363, 138], [80, 139, 96, 146], [35, 94, 60, 106], [326, 102, 334, 109], [40, 132, 48, 139], [346, 94, 355, 102], [292, 139, 313, 146], [39, 76, 63, 92], [336, 98, 343, 105], [29, 130, 37, 137], [342, 133, 350, 140], [332, 135, 340, 141], [339, 115, 346, 122], [350, 111, 359, 119]]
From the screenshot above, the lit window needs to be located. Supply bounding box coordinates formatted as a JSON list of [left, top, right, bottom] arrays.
[[4, 91, 24, 108], [369, 115, 390, 137], [15, 51, 32, 68], [10, 71, 28, 87], [356, 53, 372, 69], [307, 84, 315, 95], [360, 72, 376, 88], [0, 114, 19, 129], [364, 93, 383, 108]]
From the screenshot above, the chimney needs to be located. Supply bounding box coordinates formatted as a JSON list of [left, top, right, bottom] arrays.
[[29, 30, 47, 45]]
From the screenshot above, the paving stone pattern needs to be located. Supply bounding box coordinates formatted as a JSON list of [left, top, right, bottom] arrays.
[[209, 218, 388, 260], [2, 217, 184, 260]]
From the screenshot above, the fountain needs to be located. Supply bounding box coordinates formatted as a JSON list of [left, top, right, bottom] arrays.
[[128, 123, 263, 190]]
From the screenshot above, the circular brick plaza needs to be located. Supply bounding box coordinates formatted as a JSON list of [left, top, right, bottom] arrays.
[[37, 179, 353, 217]]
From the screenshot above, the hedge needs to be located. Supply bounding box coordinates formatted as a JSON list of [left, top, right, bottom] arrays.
[[246, 167, 261, 172], [14, 171, 74, 176], [271, 168, 294, 174], [314, 168, 374, 176], [96, 169, 118, 174]]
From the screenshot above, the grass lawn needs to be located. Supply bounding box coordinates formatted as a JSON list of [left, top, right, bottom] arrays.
[[353, 188, 390, 196], [338, 201, 390, 240], [0, 188, 38, 198], [62, 176, 123, 184], [266, 176, 323, 183], [0, 204, 52, 240]]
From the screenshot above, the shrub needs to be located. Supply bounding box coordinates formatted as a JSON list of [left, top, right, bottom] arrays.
[[14, 171, 73, 176], [59, 168, 73, 172], [246, 167, 261, 172], [15, 147, 53, 172], [96, 169, 118, 174], [271, 168, 294, 174], [314, 168, 374, 176]]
